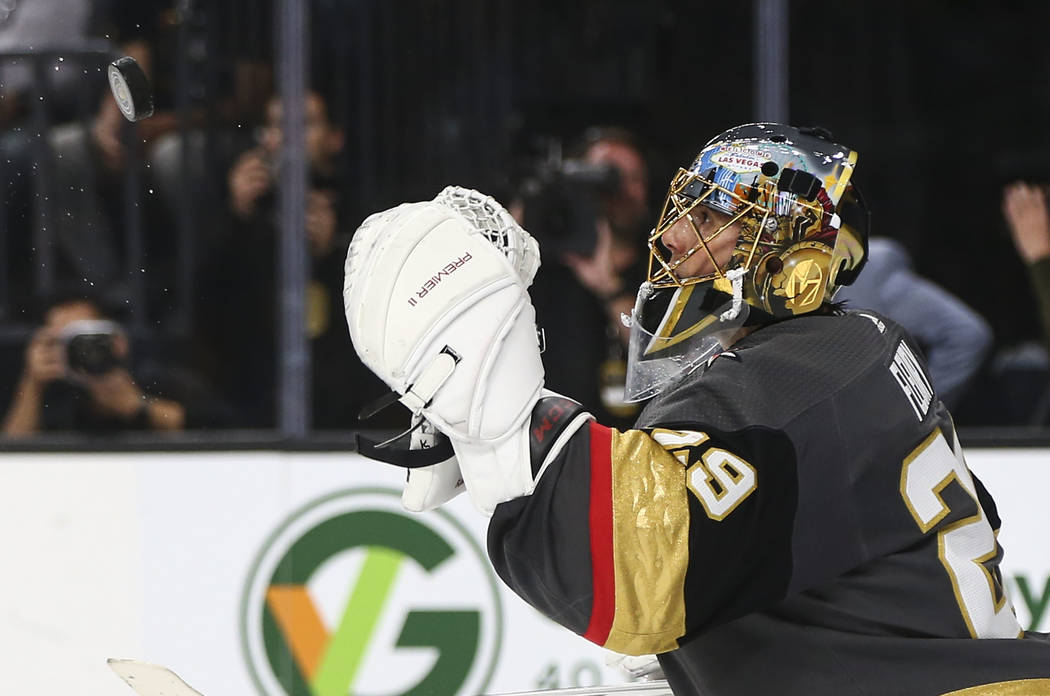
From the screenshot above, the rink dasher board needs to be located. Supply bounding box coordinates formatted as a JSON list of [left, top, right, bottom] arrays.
[[109, 659, 671, 696], [494, 679, 674, 696], [2, 448, 1047, 696]]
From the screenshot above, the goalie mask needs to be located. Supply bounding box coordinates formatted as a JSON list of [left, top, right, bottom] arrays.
[[624, 123, 869, 401]]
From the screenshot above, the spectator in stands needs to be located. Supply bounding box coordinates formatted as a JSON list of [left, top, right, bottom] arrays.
[[837, 236, 993, 409], [44, 39, 178, 322], [0, 0, 109, 317], [196, 89, 390, 429], [1002, 182, 1050, 348], [1, 291, 234, 438], [145, 2, 275, 264], [523, 127, 650, 429], [0, 0, 93, 130]]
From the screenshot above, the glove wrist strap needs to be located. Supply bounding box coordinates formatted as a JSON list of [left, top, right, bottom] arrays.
[[398, 347, 460, 412]]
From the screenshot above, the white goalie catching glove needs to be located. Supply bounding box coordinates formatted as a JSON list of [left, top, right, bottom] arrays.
[[345, 186, 591, 514]]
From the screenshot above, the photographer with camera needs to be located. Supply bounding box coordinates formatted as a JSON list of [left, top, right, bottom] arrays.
[[2, 293, 232, 438], [197, 88, 391, 429], [519, 126, 650, 428]]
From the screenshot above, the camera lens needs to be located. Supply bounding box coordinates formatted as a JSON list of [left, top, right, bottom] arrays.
[[67, 334, 119, 375]]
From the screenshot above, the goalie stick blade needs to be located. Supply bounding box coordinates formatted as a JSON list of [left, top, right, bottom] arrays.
[[107, 659, 205, 696], [487, 680, 673, 696]]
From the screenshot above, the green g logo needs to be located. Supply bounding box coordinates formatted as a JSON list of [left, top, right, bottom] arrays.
[[241, 489, 503, 696]]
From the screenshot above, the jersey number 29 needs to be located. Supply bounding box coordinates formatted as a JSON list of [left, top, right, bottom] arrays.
[[900, 426, 1022, 639], [652, 429, 758, 522]]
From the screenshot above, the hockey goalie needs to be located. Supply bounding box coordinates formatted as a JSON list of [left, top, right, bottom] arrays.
[[343, 124, 1050, 696]]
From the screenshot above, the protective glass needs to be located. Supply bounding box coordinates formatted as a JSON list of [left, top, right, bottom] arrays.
[[623, 281, 749, 402]]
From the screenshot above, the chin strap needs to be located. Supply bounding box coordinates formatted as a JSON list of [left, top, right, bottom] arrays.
[[719, 267, 748, 322]]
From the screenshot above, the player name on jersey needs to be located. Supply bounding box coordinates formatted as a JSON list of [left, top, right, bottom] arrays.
[[890, 339, 933, 421]]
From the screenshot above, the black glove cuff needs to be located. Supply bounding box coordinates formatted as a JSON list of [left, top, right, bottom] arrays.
[[356, 431, 455, 469], [528, 394, 587, 478]]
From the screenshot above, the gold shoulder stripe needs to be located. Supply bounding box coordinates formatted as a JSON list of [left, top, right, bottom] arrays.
[[603, 429, 690, 655], [940, 679, 1050, 695]]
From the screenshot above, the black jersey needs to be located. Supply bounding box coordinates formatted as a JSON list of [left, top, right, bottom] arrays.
[[487, 311, 1050, 696]]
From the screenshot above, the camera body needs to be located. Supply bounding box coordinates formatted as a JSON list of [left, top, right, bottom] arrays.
[[59, 320, 125, 376], [518, 138, 622, 257]]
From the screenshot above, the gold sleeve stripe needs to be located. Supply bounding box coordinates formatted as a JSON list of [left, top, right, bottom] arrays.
[[603, 428, 690, 655], [940, 679, 1050, 695]]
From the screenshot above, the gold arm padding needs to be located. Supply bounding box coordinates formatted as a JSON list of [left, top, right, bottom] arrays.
[[940, 679, 1050, 695], [604, 430, 690, 655]]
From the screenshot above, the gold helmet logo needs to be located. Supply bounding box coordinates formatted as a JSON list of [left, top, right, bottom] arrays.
[[767, 244, 831, 315], [784, 258, 823, 311]]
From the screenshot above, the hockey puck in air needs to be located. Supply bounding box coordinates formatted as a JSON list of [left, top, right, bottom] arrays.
[[107, 56, 154, 122]]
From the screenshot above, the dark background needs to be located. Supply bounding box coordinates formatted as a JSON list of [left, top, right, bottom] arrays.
[[328, 0, 1050, 350], [4, 0, 1050, 437]]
